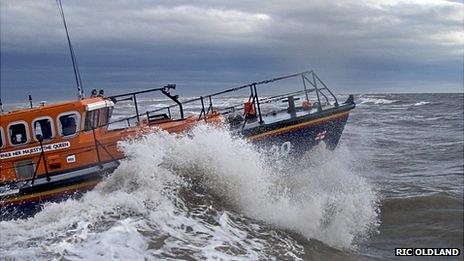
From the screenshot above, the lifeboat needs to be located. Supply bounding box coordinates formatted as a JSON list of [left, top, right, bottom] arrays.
[[0, 71, 354, 218], [0, 85, 223, 216], [1, 2, 355, 219]]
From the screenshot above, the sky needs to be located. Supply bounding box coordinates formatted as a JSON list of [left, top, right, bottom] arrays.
[[1, 0, 463, 102]]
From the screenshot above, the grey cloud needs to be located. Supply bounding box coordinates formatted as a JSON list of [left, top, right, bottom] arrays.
[[1, 0, 462, 102]]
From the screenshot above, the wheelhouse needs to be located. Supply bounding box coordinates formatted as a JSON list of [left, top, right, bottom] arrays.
[[0, 97, 115, 182]]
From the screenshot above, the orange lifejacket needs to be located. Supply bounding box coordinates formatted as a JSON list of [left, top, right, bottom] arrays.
[[244, 101, 256, 117]]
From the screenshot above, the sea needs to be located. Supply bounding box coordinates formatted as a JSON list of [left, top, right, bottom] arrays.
[[0, 93, 463, 260]]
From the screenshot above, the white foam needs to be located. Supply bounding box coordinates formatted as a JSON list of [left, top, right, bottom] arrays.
[[141, 125, 380, 249], [0, 125, 379, 258], [413, 101, 431, 106], [359, 97, 398, 105]]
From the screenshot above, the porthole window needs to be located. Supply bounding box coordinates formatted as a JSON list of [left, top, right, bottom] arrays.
[[33, 117, 54, 141], [58, 112, 80, 137], [8, 122, 29, 146]]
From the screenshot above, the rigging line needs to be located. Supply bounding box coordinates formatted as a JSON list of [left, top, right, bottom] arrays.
[[56, 0, 84, 99]]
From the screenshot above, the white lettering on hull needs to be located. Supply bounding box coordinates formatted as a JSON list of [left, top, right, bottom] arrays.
[[0, 141, 70, 160]]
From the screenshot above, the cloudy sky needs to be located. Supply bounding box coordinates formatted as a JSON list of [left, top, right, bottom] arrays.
[[1, 0, 463, 101]]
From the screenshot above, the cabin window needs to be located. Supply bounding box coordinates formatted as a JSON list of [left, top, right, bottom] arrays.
[[84, 110, 100, 130], [0, 128, 4, 148], [84, 107, 113, 130], [8, 122, 29, 146], [58, 113, 79, 137], [100, 107, 113, 126], [33, 118, 54, 141]]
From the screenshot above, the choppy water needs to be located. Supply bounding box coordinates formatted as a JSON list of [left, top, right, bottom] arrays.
[[0, 93, 463, 260]]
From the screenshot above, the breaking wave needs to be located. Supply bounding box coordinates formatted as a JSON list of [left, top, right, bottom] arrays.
[[412, 101, 431, 106], [359, 97, 399, 105], [0, 125, 379, 259]]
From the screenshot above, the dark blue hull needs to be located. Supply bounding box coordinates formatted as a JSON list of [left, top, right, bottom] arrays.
[[241, 103, 354, 156]]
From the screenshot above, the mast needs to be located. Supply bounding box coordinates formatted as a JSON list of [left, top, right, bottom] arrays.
[[56, 0, 84, 99]]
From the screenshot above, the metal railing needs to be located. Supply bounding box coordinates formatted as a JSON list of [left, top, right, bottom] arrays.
[[144, 70, 340, 122], [79, 71, 340, 130]]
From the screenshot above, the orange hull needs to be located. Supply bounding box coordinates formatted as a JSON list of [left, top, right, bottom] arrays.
[[0, 96, 224, 210]]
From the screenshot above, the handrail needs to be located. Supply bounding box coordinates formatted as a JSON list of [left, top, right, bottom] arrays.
[[109, 84, 184, 121], [143, 70, 339, 121], [30, 138, 50, 185]]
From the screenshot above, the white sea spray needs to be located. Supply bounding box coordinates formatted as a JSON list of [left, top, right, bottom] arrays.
[[0, 125, 379, 259]]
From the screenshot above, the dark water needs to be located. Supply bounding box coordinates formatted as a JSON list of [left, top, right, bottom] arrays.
[[350, 93, 464, 259], [0, 93, 462, 260]]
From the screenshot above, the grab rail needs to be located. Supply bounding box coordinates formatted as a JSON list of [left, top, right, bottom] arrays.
[[144, 70, 340, 122]]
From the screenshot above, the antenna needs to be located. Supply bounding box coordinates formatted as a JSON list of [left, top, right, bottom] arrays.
[[56, 0, 84, 100]]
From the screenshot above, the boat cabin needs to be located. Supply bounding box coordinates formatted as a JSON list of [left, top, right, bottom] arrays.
[[0, 97, 118, 183], [0, 86, 223, 188]]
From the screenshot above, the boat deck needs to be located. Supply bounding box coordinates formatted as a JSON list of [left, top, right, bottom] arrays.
[[234, 103, 338, 131]]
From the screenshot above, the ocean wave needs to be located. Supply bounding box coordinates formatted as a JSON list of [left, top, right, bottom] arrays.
[[0, 125, 379, 259], [382, 192, 463, 210], [380, 193, 464, 234], [359, 97, 399, 105], [413, 101, 431, 106]]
